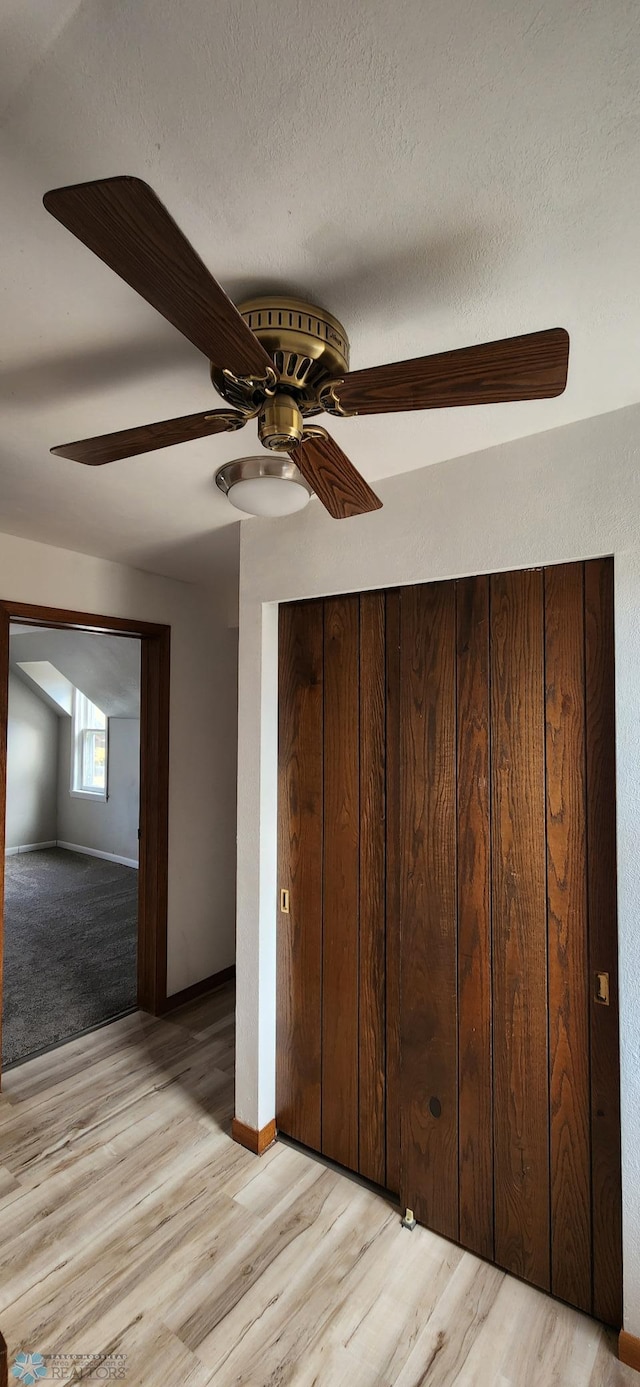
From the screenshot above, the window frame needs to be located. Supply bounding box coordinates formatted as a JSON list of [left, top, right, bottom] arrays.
[[70, 688, 109, 801]]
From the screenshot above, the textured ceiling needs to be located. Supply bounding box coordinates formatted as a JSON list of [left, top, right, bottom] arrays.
[[1, 0, 638, 584]]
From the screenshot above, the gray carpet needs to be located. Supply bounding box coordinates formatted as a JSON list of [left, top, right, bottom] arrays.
[[2, 847, 137, 1066]]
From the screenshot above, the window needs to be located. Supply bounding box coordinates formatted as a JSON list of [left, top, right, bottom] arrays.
[[71, 689, 108, 798]]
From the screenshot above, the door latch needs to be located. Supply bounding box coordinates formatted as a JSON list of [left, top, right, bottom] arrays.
[[595, 971, 610, 1006], [279, 888, 290, 914]]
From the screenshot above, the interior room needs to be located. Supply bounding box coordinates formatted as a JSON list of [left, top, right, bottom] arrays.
[[3, 625, 140, 1066], [0, 1, 639, 1385]]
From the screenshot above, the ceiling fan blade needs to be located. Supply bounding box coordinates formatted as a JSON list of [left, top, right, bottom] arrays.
[[51, 408, 246, 466], [331, 327, 569, 415], [43, 177, 273, 378], [293, 430, 382, 519]]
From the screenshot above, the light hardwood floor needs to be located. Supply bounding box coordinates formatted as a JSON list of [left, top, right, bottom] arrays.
[[0, 984, 634, 1386]]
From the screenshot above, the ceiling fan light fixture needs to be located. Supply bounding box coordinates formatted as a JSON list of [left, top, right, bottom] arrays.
[[42, 178, 568, 517], [215, 456, 312, 518]]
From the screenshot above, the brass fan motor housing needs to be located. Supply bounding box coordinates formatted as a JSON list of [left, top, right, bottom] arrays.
[[210, 295, 350, 416], [258, 393, 304, 450]]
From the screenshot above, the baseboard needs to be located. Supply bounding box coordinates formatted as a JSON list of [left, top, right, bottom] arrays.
[[161, 965, 235, 1014], [56, 841, 139, 870], [5, 840, 139, 869], [620, 1331, 640, 1373], [231, 1116, 277, 1156], [5, 840, 57, 856]]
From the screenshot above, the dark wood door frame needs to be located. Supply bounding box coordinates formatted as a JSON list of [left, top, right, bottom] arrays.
[[0, 599, 171, 1071]]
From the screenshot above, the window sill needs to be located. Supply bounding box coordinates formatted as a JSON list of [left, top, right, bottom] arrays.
[[69, 788, 107, 802]]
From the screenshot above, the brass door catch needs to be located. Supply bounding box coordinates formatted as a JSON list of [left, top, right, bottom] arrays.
[[280, 888, 290, 914], [595, 972, 610, 1006]]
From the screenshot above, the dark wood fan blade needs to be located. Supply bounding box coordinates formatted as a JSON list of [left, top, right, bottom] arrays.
[[43, 177, 273, 378], [293, 431, 382, 519], [332, 327, 569, 415], [51, 408, 246, 466]]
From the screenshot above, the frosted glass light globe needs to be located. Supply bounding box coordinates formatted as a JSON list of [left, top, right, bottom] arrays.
[[215, 456, 312, 518], [227, 474, 310, 517]]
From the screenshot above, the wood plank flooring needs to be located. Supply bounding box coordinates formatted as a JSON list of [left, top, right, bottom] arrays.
[[0, 984, 633, 1387]]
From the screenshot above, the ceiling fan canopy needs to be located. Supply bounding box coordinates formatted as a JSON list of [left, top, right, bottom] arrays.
[[44, 176, 570, 520]]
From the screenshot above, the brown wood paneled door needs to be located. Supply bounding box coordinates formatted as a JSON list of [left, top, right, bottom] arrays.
[[277, 559, 621, 1325], [277, 592, 390, 1186], [322, 594, 360, 1169], [544, 562, 591, 1311], [584, 559, 622, 1327], [456, 575, 493, 1262], [277, 600, 324, 1150], [491, 567, 549, 1289], [399, 581, 458, 1241], [359, 591, 387, 1186], [396, 559, 621, 1323]]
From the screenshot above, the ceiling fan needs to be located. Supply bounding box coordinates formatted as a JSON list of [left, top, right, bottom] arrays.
[[44, 176, 570, 520]]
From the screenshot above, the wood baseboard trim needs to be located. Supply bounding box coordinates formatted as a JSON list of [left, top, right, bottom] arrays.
[[161, 965, 235, 1014], [232, 1116, 277, 1156], [620, 1331, 640, 1373]]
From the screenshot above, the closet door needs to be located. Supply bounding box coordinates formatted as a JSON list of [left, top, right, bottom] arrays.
[[277, 593, 395, 1188], [277, 560, 621, 1324], [584, 559, 621, 1326], [276, 600, 324, 1151], [491, 567, 550, 1288], [397, 560, 621, 1324], [399, 581, 458, 1241]]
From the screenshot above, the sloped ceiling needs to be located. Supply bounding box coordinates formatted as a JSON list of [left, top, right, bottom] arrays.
[[1, 0, 638, 584], [10, 627, 141, 718]]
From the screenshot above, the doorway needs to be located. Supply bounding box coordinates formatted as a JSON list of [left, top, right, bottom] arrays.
[[276, 559, 622, 1327], [0, 600, 170, 1081], [4, 622, 141, 1065]]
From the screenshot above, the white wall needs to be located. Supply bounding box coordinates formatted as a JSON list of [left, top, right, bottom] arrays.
[[0, 532, 238, 994], [236, 399, 640, 1336], [57, 716, 140, 864], [5, 672, 58, 850]]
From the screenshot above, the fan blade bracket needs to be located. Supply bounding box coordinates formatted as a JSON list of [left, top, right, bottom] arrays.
[[221, 364, 278, 398], [316, 379, 357, 418], [204, 409, 250, 431], [297, 424, 329, 445]]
